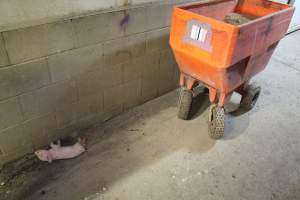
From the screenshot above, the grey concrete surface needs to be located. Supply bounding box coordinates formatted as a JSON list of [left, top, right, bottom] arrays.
[[1, 31, 300, 200]]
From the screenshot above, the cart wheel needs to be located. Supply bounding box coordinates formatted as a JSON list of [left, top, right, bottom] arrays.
[[240, 85, 261, 111], [178, 88, 193, 120], [208, 104, 225, 140]]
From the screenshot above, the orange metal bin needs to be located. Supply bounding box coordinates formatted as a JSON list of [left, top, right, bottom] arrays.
[[169, 0, 295, 139]]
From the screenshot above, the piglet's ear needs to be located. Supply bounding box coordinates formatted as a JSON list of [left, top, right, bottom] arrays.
[[34, 150, 40, 155], [35, 151, 46, 162], [34, 151, 42, 159]]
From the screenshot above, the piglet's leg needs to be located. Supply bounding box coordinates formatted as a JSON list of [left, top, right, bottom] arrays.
[[78, 138, 87, 148]]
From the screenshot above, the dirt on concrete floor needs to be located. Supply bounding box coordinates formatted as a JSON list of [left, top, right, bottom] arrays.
[[224, 12, 257, 25], [0, 154, 45, 200], [0, 91, 215, 200], [0, 136, 81, 200]]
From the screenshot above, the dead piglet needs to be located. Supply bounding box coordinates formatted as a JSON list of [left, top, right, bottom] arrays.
[[35, 138, 86, 163]]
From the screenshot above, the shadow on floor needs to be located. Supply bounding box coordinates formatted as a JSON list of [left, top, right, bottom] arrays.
[[188, 90, 250, 141], [189, 93, 210, 120]]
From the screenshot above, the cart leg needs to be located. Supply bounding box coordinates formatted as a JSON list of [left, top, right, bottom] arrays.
[[218, 92, 232, 107], [208, 87, 217, 104], [236, 81, 250, 95], [179, 74, 196, 90]]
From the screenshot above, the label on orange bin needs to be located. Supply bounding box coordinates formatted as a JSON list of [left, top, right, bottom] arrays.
[[183, 20, 212, 52]]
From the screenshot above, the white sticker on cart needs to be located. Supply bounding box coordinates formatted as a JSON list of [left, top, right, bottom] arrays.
[[190, 25, 200, 40], [190, 25, 207, 42], [199, 28, 207, 42], [184, 20, 212, 52]]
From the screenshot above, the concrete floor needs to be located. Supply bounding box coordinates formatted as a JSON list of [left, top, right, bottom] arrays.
[[3, 31, 300, 200]]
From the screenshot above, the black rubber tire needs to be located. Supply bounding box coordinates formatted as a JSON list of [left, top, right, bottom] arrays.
[[177, 88, 193, 120], [240, 85, 261, 111], [193, 84, 207, 96], [208, 105, 225, 140]]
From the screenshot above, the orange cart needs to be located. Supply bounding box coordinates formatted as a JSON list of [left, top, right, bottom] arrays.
[[170, 0, 294, 139]]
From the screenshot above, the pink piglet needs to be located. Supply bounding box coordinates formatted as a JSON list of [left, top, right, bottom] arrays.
[[35, 138, 86, 163]]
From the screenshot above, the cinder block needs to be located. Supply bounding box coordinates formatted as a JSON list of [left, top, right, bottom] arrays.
[[125, 7, 148, 35], [55, 93, 103, 128], [141, 51, 161, 77], [76, 93, 103, 120], [103, 84, 125, 120], [158, 65, 176, 95], [123, 59, 142, 83], [74, 0, 115, 12], [3, 21, 75, 64], [173, 0, 198, 4], [14, 58, 51, 94], [123, 79, 142, 110], [159, 48, 176, 68], [74, 113, 103, 132], [75, 94, 104, 130], [73, 11, 124, 48], [104, 38, 131, 66], [0, 58, 50, 100], [146, 28, 170, 53], [0, 125, 32, 156], [158, 48, 177, 94], [76, 69, 103, 98], [131, 0, 166, 4], [127, 33, 147, 60], [19, 80, 78, 120], [0, 34, 9, 67], [115, 0, 132, 6], [0, 66, 18, 100], [159, 49, 176, 74], [147, 4, 172, 30], [103, 84, 124, 110], [104, 78, 142, 114], [48, 43, 104, 82], [55, 103, 76, 129], [0, 97, 23, 130], [123, 50, 160, 83], [102, 63, 123, 88], [22, 113, 58, 149], [141, 70, 159, 102], [123, 50, 161, 83], [104, 33, 147, 66], [173, 66, 180, 87], [103, 104, 123, 122]]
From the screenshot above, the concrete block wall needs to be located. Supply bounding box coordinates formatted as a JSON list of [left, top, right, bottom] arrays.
[[0, 0, 193, 165], [0, 0, 197, 32]]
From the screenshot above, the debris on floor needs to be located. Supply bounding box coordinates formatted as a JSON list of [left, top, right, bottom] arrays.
[[224, 12, 256, 25], [35, 138, 87, 163], [0, 153, 46, 200], [0, 154, 43, 185], [0, 136, 88, 200]]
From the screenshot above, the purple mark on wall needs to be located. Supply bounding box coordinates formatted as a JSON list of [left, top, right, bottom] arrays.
[[120, 14, 130, 28]]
